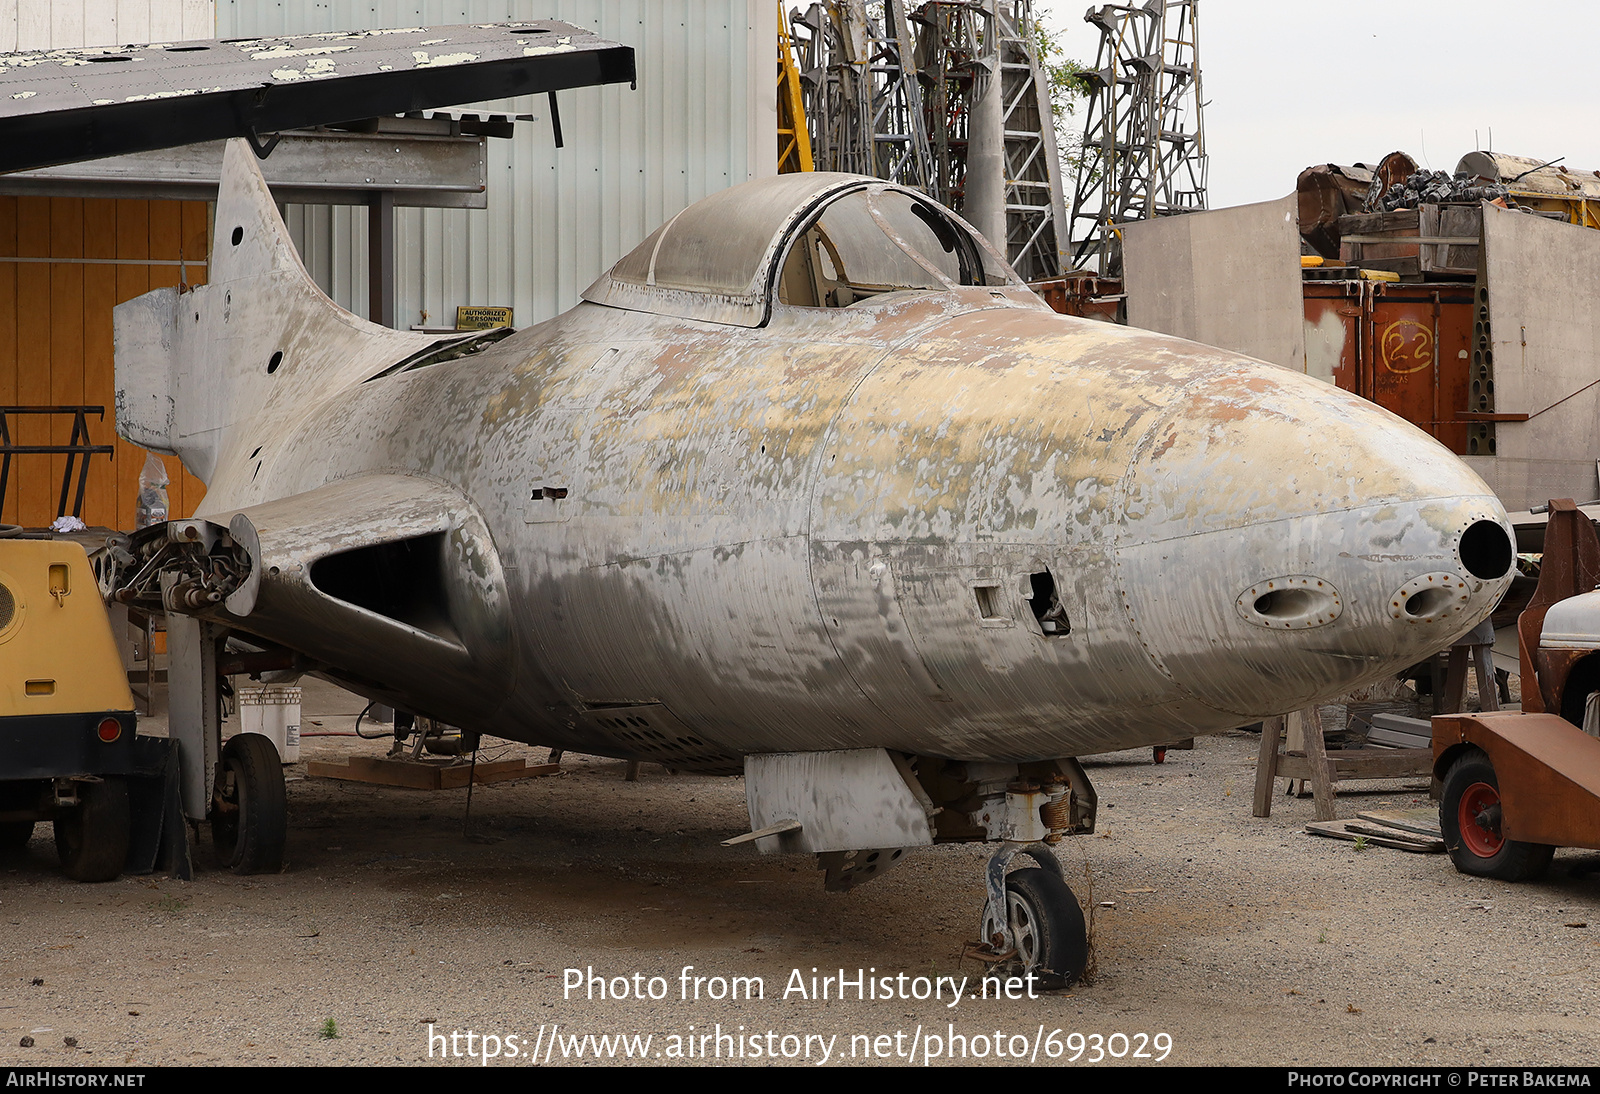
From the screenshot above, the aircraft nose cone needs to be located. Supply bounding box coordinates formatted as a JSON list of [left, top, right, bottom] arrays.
[[1113, 362, 1515, 717]]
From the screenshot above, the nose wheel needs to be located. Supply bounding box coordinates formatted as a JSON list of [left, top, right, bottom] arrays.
[[976, 845, 1088, 989], [211, 733, 287, 874]]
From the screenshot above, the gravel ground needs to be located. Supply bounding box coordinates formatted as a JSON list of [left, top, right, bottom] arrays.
[[2, 680, 1597, 1068]]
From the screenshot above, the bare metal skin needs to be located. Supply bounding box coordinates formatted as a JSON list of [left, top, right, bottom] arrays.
[[117, 141, 1514, 771]]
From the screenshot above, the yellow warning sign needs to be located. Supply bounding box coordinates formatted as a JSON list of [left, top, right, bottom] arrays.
[[455, 306, 513, 330]]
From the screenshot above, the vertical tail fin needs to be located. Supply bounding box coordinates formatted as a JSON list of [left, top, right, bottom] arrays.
[[114, 138, 430, 488]]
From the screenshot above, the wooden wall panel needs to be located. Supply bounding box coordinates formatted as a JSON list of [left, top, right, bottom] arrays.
[[0, 198, 15, 525], [1, 196, 209, 531]]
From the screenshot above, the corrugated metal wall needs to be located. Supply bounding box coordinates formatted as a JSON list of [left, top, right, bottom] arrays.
[[0, 0, 212, 50], [217, 1, 777, 329]]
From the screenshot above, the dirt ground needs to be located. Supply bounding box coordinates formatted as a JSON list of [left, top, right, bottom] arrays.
[[2, 679, 1597, 1068]]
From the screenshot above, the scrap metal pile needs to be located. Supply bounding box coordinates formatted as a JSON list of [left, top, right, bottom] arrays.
[[1371, 169, 1508, 212]]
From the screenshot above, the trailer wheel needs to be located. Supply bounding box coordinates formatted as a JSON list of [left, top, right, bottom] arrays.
[[1440, 748, 1554, 882], [211, 734, 287, 874], [54, 777, 130, 882]]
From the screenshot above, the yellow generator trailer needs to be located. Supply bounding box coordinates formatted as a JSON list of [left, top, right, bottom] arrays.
[[0, 533, 138, 881]]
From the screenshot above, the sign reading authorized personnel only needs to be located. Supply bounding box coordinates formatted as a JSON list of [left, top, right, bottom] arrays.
[[456, 306, 513, 330]]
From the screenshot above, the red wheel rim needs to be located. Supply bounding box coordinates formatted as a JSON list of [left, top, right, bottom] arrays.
[[1458, 781, 1504, 857]]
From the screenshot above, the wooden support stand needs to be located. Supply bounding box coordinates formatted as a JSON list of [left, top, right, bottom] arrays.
[[307, 756, 559, 790], [1252, 636, 1496, 820]]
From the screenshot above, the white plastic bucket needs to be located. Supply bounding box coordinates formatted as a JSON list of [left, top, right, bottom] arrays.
[[239, 685, 302, 763]]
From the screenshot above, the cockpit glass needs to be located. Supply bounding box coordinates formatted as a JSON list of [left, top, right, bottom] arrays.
[[777, 188, 1004, 308]]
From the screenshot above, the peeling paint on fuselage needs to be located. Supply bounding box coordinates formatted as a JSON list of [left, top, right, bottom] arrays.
[[200, 287, 1512, 766]]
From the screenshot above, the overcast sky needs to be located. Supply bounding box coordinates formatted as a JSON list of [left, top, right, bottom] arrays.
[[1036, 0, 1600, 211]]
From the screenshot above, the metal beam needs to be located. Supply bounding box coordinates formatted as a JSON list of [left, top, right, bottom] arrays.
[[0, 127, 493, 207], [368, 190, 396, 328]]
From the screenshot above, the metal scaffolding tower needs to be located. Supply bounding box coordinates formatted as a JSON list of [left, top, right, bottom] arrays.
[[1068, 0, 1208, 273], [785, 0, 1069, 281]]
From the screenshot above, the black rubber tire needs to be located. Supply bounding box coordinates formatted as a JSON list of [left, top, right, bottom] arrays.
[[1440, 748, 1554, 882], [983, 867, 1088, 989], [0, 820, 35, 852], [211, 734, 287, 874], [53, 777, 130, 882]]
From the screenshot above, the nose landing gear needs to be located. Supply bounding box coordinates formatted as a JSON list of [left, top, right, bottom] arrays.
[[975, 843, 1088, 989]]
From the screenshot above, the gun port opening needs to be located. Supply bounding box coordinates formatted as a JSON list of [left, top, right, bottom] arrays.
[[1236, 577, 1343, 629], [1404, 587, 1455, 618], [1255, 588, 1314, 617]]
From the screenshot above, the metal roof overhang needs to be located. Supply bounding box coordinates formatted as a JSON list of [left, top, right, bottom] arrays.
[[0, 22, 635, 175], [0, 123, 496, 208]]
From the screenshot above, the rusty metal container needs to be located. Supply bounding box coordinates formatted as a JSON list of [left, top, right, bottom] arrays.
[[1029, 275, 1123, 323], [1303, 279, 1475, 454]]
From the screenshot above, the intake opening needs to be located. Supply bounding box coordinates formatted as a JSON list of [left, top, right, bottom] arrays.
[[1459, 520, 1514, 580], [309, 532, 456, 641]]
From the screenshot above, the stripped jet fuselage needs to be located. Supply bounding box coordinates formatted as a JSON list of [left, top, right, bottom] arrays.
[[118, 142, 1515, 775]]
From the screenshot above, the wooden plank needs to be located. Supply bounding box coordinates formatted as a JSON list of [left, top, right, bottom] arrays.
[[307, 756, 560, 790], [1301, 706, 1337, 822], [1357, 807, 1443, 839], [1326, 748, 1433, 778], [1305, 819, 1443, 853], [1441, 643, 1470, 714], [1340, 819, 1439, 845], [1253, 714, 1284, 817], [1276, 747, 1433, 781], [1337, 209, 1420, 234]]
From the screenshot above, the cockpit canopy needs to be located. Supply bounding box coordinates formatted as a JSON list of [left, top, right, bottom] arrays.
[[581, 172, 1023, 327]]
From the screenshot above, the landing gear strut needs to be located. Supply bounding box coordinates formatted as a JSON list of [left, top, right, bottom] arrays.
[[978, 843, 1088, 989]]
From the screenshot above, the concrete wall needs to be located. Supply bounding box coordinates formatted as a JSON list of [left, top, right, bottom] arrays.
[[217, 0, 776, 330], [1121, 195, 1306, 371], [1476, 206, 1600, 511]]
